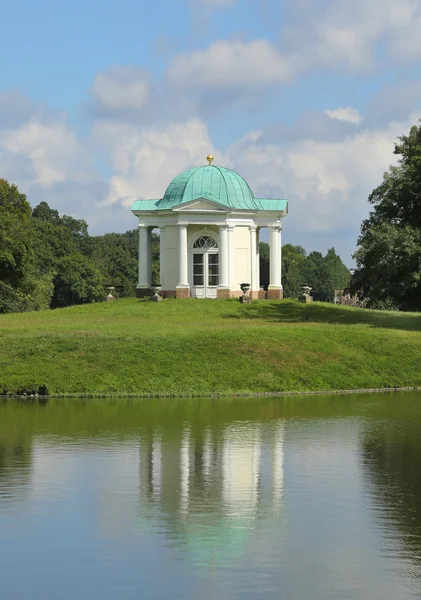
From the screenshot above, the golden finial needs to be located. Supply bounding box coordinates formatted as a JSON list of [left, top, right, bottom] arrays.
[[207, 154, 214, 165]]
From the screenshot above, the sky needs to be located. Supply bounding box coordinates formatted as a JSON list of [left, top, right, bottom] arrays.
[[1, 0, 421, 265]]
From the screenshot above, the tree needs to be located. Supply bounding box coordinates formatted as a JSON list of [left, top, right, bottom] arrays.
[[302, 249, 350, 302], [0, 179, 33, 288], [282, 244, 306, 298], [52, 254, 104, 308], [351, 121, 421, 311]]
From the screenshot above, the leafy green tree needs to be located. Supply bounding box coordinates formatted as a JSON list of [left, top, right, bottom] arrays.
[[0, 179, 33, 289], [303, 249, 350, 302], [32, 201, 60, 224], [352, 121, 421, 310], [282, 244, 306, 298], [52, 254, 104, 308]]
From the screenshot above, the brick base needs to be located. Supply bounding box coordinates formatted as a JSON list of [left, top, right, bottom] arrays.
[[249, 290, 260, 300], [258, 290, 266, 299], [267, 288, 284, 300], [136, 287, 153, 298], [176, 287, 190, 299], [161, 290, 176, 299], [217, 288, 231, 299]]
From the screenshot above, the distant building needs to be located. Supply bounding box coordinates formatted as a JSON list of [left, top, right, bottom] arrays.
[[131, 156, 288, 299]]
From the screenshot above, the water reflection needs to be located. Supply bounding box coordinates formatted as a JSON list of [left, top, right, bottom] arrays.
[[0, 439, 31, 504], [362, 418, 421, 572], [0, 395, 421, 599], [136, 421, 285, 565]]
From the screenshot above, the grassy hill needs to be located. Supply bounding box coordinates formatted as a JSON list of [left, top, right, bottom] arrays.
[[1, 298, 421, 397]]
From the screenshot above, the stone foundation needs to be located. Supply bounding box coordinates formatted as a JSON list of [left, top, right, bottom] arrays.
[[217, 288, 231, 299], [267, 288, 284, 300], [136, 287, 153, 298], [176, 287, 190, 299]]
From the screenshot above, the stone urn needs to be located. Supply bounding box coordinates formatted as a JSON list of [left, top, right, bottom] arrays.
[[150, 284, 162, 302], [299, 285, 313, 304], [240, 282, 251, 303], [106, 286, 116, 302]]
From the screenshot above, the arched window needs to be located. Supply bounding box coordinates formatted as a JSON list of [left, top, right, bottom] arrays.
[[193, 235, 218, 250]]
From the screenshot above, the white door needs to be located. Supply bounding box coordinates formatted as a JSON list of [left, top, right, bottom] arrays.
[[191, 236, 219, 299]]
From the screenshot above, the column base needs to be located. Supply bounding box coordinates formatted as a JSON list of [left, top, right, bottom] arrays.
[[136, 286, 152, 298], [267, 287, 284, 300], [217, 288, 231, 300], [176, 286, 190, 299]]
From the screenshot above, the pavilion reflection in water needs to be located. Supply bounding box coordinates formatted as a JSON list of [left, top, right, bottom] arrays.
[[136, 420, 285, 563]]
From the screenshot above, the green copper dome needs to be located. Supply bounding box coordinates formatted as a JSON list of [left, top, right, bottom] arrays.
[[131, 162, 288, 213], [156, 165, 262, 210]]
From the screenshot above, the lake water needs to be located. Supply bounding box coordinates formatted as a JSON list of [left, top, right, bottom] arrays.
[[1, 393, 421, 599]]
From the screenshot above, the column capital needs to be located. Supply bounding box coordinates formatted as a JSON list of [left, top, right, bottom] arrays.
[[178, 224, 187, 231], [249, 225, 257, 232], [138, 224, 148, 231]]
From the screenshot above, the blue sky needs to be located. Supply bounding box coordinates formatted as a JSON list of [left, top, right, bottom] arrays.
[[1, 0, 421, 264]]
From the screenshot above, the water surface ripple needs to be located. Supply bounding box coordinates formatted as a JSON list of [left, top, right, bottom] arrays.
[[1, 393, 421, 599]]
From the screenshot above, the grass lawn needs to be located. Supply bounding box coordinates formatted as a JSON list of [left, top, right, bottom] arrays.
[[1, 298, 421, 397]]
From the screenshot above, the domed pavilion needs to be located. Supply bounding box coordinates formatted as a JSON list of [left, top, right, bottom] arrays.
[[131, 156, 288, 299]]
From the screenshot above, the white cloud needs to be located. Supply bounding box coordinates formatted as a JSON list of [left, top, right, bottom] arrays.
[[166, 39, 294, 89], [325, 107, 363, 125], [284, 0, 421, 70], [91, 67, 150, 113], [92, 118, 219, 207], [0, 118, 90, 187], [227, 115, 411, 242]]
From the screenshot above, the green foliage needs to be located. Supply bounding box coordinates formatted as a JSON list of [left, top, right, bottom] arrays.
[[282, 244, 306, 298], [0, 179, 33, 289], [52, 254, 104, 308], [352, 120, 421, 311], [303, 248, 350, 302], [259, 241, 269, 289], [260, 242, 349, 300]]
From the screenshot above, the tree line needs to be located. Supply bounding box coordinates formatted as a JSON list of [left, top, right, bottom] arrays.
[[0, 180, 154, 313], [0, 177, 351, 314]]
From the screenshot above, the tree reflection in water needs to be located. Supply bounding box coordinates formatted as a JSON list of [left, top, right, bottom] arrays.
[[362, 419, 421, 568]]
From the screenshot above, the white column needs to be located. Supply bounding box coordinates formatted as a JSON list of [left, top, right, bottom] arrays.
[[256, 227, 261, 291], [228, 226, 234, 289], [137, 225, 151, 289], [269, 225, 282, 289], [250, 226, 257, 292], [147, 228, 152, 285], [177, 225, 189, 288], [159, 226, 165, 288], [218, 224, 229, 289]]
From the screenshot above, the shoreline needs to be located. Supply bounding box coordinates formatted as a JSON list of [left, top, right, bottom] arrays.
[[2, 385, 421, 400]]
